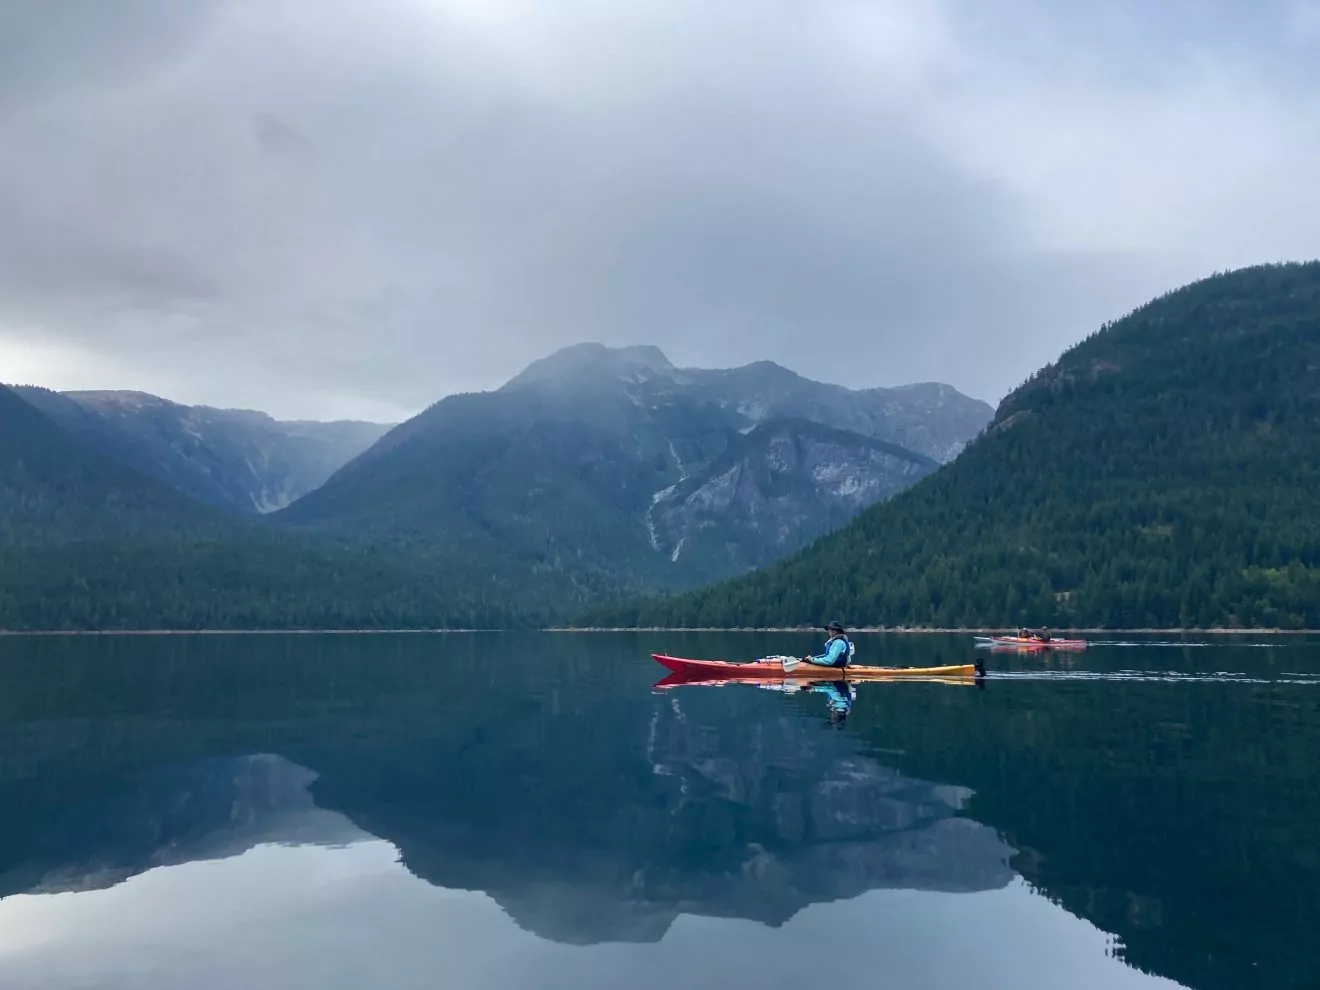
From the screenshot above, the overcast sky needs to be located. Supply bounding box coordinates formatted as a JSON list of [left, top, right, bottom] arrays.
[[1, 0, 1318, 421]]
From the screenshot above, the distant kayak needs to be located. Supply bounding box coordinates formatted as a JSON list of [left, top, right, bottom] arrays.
[[976, 635, 1088, 649], [652, 653, 982, 681]]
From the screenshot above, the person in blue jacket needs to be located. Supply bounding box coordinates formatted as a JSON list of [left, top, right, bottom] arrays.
[[802, 621, 853, 669]]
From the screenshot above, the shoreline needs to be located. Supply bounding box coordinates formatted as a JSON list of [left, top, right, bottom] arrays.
[[0, 628, 494, 637], [0, 626, 1315, 637], [548, 626, 1319, 635]]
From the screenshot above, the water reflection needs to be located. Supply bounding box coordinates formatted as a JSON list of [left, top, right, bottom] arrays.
[[0, 754, 365, 899], [0, 746, 1115, 989], [0, 700, 1014, 945], [0, 632, 1316, 989], [784, 679, 856, 724], [0, 842, 1167, 990]]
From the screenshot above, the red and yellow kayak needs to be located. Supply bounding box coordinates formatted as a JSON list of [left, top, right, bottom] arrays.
[[652, 672, 978, 690], [652, 653, 982, 682]]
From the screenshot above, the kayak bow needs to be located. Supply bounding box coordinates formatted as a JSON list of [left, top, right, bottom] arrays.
[[652, 653, 981, 681]]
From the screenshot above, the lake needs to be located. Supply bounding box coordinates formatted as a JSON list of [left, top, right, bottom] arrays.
[[1, 632, 1317, 989]]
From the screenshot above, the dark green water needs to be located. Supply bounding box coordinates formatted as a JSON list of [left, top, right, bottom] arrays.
[[1, 632, 1317, 989]]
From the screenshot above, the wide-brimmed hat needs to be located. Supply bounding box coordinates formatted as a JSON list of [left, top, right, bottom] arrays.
[[825, 620, 845, 633]]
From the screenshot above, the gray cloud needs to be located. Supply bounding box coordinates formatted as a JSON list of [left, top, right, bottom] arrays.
[[1, 0, 1318, 420]]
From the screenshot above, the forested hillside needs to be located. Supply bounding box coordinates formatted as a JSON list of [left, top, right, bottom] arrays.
[[0, 384, 222, 541], [0, 384, 535, 629], [584, 263, 1320, 629]]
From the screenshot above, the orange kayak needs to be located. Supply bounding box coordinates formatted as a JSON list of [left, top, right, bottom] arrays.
[[979, 635, 1087, 649], [652, 653, 982, 681]]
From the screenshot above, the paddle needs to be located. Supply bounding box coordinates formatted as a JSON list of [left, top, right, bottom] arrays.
[[781, 655, 802, 672]]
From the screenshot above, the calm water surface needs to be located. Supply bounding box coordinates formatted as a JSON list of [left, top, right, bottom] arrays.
[[1, 632, 1317, 989]]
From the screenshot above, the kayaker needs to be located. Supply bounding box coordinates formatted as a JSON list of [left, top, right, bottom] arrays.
[[802, 621, 853, 669], [1038, 627, 1052, 643]]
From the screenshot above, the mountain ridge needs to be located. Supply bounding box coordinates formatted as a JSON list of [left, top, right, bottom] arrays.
[[1, 345, 986, 627], [582, 262, 1320, 630], [0, 383, 229, 541], [9, 385, 391, 515], [276, 345, 987, 596]]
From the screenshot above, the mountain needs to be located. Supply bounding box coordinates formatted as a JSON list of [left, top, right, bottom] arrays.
[[673, 360, 989, 463], [0, 344, 985, 628], [587, 262, 1320, 630], [503, 342, 677, 390], [0, 383, 224, 542], [10, 386, 390, 514], [503, 343, 989, 463], [276, 344, 985, 595], [0, 384, 525, 630]]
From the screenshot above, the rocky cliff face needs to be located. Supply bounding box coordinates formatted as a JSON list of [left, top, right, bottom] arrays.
[[649, 419, 936, 573]]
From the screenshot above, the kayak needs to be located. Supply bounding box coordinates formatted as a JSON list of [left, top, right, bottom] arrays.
[[653, 654, 982, 681], [977, 635, 1087, 649], [652, 653, 982, 681], [653, 672, 979, 690]]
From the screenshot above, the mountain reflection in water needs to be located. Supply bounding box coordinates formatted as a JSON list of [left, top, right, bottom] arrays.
[[0, 631, 1316, 990], [0, 707, 1013, 944]]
